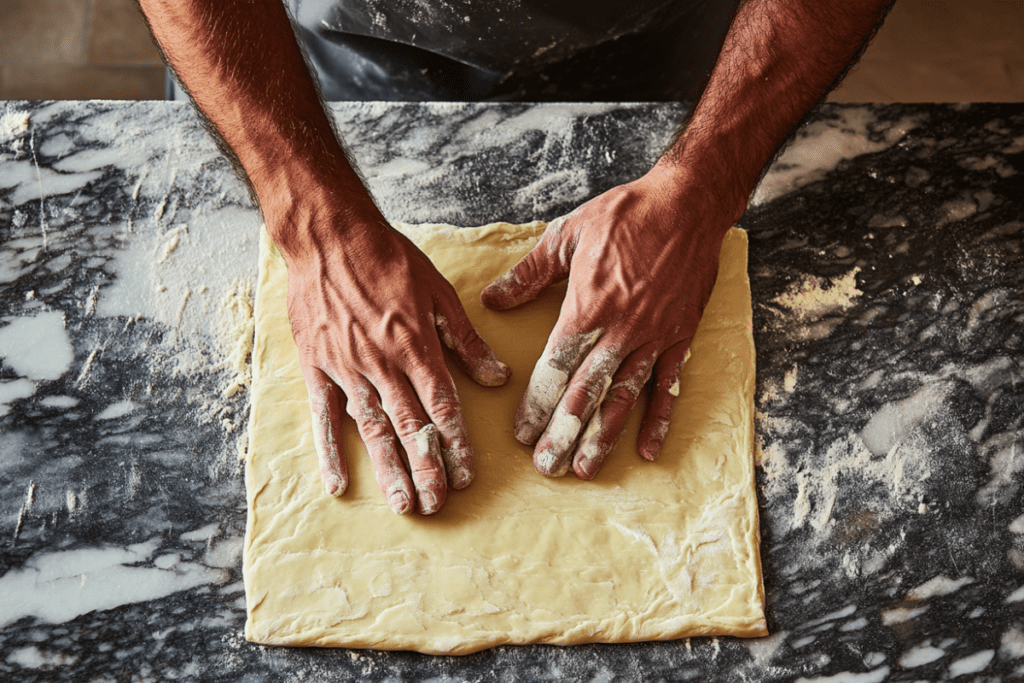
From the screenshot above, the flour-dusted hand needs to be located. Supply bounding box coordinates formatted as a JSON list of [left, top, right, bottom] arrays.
[[284, 213, 514, 513], [135, 0, 512, 515], [481, 164, 743, 479], [285, 209, 511, 514]]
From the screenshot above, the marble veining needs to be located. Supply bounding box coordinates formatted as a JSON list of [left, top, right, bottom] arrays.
[[1, 100, 1023, 681]]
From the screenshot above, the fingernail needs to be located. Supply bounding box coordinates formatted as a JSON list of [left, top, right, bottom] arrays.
[[514, 420, 542, 446], [494, 360, 512, 382], [575, 455, 596, 480], [419, 491, 439, 514], [389, 491, 411, 515], [641, 438, 661, 461], [482, 271, 519, 305], [535, 448, 569, 477], [451, 466, 473, 490], [324, 474, 345, 497], [474, 359, 512, 387]]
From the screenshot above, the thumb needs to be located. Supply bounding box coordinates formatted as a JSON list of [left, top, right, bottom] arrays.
[[434, 301, 512, 387], [481, 217, 574, 310]]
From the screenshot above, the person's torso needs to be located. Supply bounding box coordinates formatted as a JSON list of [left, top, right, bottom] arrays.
[[287, 0, 739, 101]]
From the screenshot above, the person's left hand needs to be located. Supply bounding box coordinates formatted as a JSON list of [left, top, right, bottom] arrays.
[[481, 164, 743, 479]]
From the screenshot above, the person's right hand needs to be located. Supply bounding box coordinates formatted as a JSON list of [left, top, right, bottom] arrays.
[[276, 203, 511, 516]]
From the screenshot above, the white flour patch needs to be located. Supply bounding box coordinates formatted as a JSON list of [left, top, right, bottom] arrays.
[[0, 108, 30, 139], [760, 422, 935, 568], [772, 268, 862, 321], [860, 382, 950, 457], [96, 201, 259, 403]]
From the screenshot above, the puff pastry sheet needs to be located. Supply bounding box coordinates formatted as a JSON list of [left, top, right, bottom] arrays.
[[244, 222, 766, 655]]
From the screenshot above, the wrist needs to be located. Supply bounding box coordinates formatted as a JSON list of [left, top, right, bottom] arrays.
[[644, 143, 750, 231], [259, 163, 388, 266]]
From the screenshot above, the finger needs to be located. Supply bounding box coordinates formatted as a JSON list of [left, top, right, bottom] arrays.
[[303, 366, 349, 497], [343, 378, 415, 515], [513, 327, 603, 446], [377, 378, 448, 515], [638, 343, 692, 461], [408, 364, 475, 491], [481, 216, 573, 310], [433, 303, 511, 387], [573, 346, 658, 480], [532, 343, 622, 477]]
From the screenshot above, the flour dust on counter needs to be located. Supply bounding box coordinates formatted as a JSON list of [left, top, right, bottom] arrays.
[[0, 101, 256, 667], [747, 104, 1024, 682], [3, 100, 1024, 681]]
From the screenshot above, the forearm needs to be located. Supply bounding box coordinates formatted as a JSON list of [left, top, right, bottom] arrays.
[[136, 0, 381, 260], [655, 0, 894, 222]]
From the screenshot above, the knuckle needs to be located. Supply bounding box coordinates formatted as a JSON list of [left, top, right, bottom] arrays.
[[430, 399, 461, 428], [392, 412, 426, 439], [582, 380, 606, 403], [455, 327, 486, 358], [514, 252, 542, 283], [608, 382, 639, 407], [423, 377, 459, 412], [358, 420, 389, 443]]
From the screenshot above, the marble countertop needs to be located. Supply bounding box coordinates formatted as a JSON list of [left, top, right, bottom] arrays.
[[0, 100, 1022, 682]]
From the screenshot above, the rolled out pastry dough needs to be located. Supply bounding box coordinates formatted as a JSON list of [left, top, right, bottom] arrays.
[[244, 222, 765, 655]]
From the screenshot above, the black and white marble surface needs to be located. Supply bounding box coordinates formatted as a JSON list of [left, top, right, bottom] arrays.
[[0, 100, 1022, 682]]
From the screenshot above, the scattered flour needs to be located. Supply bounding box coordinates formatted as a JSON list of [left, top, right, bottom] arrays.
[[216, 279, 254, 398], [772, 268, 862, 320], [760, 420, 935, 566], [860, 382, 950, 457], [0, 108, 30, 141], [157, 224, 189, 264]]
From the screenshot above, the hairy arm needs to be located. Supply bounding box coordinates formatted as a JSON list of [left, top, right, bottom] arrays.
[[655, 0, 896, 218], [483, 0, 895, 479], [135, 0, 374, 256], [136, 0, 510, 514]]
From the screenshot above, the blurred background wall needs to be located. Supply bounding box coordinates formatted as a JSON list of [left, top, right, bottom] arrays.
[[0, 0, 1021, 102]]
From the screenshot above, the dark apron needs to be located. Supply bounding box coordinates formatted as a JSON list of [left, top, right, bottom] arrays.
[[285, 0, 740, 102]]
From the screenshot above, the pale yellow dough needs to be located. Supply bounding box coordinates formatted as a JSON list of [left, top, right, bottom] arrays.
[[244, 222, 766, 655]]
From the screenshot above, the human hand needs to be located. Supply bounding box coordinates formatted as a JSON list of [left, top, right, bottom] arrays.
[[281, 209, 511, 515], [481, 165, 743, 479]]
